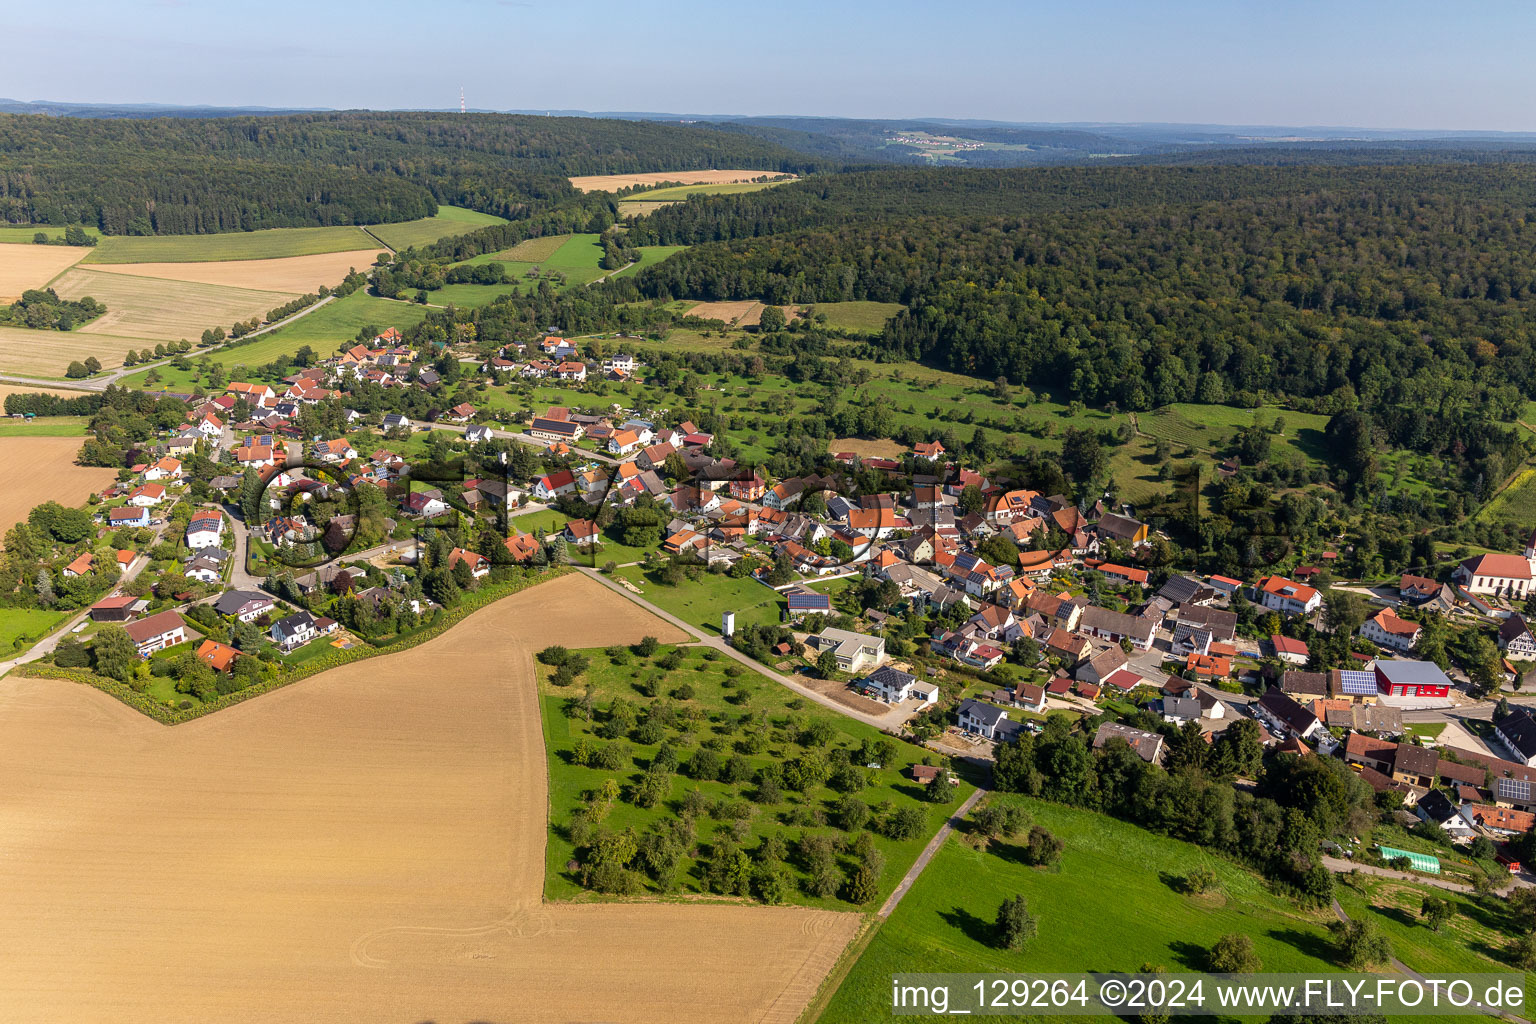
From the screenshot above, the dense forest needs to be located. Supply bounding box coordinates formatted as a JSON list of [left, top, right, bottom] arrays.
[[0, 112, 819, 234]]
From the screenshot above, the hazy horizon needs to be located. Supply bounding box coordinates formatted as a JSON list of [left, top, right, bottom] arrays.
[[7, 0, 1536, 132]]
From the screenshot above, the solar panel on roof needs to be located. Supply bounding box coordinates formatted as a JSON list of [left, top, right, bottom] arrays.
[[1338, 670, 1377, 695], [1497, 776, 1532, 802]]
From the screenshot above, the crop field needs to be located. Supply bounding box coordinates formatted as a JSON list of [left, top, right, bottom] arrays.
[[686, 300, 800, 327], [0, 574, 858, 1023], [53, 267, 299, 343], [569, 170, 796, 192], [0, 225, 102, 245], [493, 234, 572, 262], [0, 383, 94, 405], [0, 437, 116, 538], [828, 436, 906, 459], [817, 798, 1340, 1023], [0, 242, 94, 302], [87, 248, 382, 294], [364, 205, 507, 251], [84, 225, 381, 264], [0, 326, 143, 377]]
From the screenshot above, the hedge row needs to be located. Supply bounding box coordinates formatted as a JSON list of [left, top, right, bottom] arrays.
[[15, 567, 570, 725]]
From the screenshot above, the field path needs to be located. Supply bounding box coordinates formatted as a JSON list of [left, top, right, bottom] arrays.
[[0, 574, 861, 1023], [878, 787, 984, 918]]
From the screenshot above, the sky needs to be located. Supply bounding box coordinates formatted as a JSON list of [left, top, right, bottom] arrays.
[[7, 0, 1536, 131]]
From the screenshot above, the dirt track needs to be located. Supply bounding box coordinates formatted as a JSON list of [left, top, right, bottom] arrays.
[[0, 573, 860, 1023]]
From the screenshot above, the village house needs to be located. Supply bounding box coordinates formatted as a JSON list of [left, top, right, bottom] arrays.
[[213, 589, 275, 622], [196, 639, 240, 674], [185, 510, 223, 549], [1093, 721, 1164, 763], [107, 507, 151, 528], [804, 628, 886, 673], [1078, 605, 1155, 649], [270, 610, 320, 652], [447, 547, 490, 579], [1360, 607, 1422, 652], [123, 610, 188, 657], [1076, 645, 1129, 686], [533, 469, 578, 501], [62, 552, 95, 577], [1500, 614, 1536, 658], [1271, 634, 1310, 665], [563, 519, 601, 547], [1254, 687, 1325, 744], [1096, 512, 1149, 547], [1495, 706, 1536, 767], [957, 698, 1010, 739], [1254, 575, 1322, 616], [142, 456, 183, 482], [126, 483, 166, 507]]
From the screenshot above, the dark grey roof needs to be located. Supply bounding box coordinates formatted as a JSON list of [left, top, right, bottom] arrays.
[[865, 665, 916, 690], [1157, 575, 1209, 605], [1258, 687, 1318, 735], [1392, 744, 1440, 777], [1164, 695, 1202, 721], [1280, 670, 1329, 697], [273, 610, 315, 634], [214, 589, 271, 614], [1093, 721, 1163, 762], [1376, 659, 1452, 687], [1499, 707, 1536, 759], [1416, 789, 1458, 824], [958, 698, 1007, 728]]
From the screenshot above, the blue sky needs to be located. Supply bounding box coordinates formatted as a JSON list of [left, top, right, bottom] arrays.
[[7, 0, 1534, 130]]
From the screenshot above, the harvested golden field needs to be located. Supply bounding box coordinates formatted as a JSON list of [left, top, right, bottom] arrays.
[[51, 267, 299, 343], [0, 383, 94, 403], [686, 299, 801, 327], [493, 233, 571, 262], [829, 436, 907, 459], [0, 243, 92, 303], [0, 574, 859, 1024], [0, 437, 115, 539], [0, 326, 142, 377], [86, 248, 380, 294], [570, 169, 795, 192]]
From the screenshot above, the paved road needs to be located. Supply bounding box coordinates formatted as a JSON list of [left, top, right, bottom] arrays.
[[575, 565, 912, 732], [0, 295, 337, 392], [878, 787, 984, 919]]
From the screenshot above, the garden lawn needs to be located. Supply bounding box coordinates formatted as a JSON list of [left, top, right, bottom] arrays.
[[0, 607, 72, 652], [614, 565, 782, 636], [818, 798, 1344, 1024], [538, 643, 969, 911]]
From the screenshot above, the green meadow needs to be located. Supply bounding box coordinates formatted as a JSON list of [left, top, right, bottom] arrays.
[[84, 225, 381, 264], [365, 205, 508, 251]]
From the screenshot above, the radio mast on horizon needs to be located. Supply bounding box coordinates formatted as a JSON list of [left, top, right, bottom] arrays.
[[460, 87, 465, 114]]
